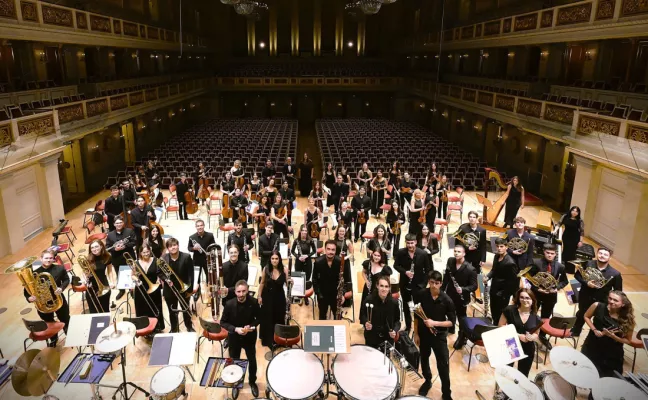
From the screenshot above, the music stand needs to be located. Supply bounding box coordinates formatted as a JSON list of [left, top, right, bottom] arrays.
[[65, 313, 111, 350], [149, 332, 198, 382], [304, 320, 351, 398], [481, 324, 528, 368]]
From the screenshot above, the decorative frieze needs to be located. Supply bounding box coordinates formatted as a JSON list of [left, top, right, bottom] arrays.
[[503, 18, 512, 33], [541, 10, 554, 27], [621, 0, 648, 16], [57, 104, 84, 124], [495, 95, 515, 112], [86, 99, 108, 117], [20, 1, 37, 22], [476, 24, 482, 36], [544, 104, 574, 125], [129, 91, 144, 105], [627, 125, 648, 143], [517, 99, 542, 118], [147, 27, 159, 39], [90, 15, 111, 32], [577, 115, 621, 136], [76, 11, 87, 29], [556, 3, 592, 26], [17, 115, 55, 137], [484, 21, 501, 36], [145, 89, 157, 101], [477, 92, 494, 107], [596, 0, 616, 19], [514, 13, 538, 31], [463, 89, 476, 102], [123, 21, 138, 36], [109, 95, 128, 111], [0, 0, 16, 19], [0, 124, 12, 147], [113, 19, 121, 34], [42, 5, 73, 27], [461, 26, 474, 39]]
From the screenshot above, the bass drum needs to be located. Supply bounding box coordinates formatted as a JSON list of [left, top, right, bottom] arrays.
[[534, 370, 575, 400], [266, 349, 324, 399], [333, 345, 399, 400], [150, 366, 186, 400]]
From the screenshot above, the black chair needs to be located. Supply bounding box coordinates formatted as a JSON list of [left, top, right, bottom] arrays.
[[197, 317, 228, 360], [272, 324, 302, 357], [540, 316, 577, 364], [451, 319, 496, 371]]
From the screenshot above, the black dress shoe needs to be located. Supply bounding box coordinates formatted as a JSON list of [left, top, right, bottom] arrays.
[[116, 290, 125, 300], [250, 382, 259, 397], [232, 388, 239, 399], [419, 380, 432, 396], [186, 326, 195, 333]]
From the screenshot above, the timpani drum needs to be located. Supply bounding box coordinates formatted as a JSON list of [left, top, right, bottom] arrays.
[[332, 345, 399, 400], [150, 366, 186, 400], [534, 371, 576, 400], [266, 349, 325, 399]]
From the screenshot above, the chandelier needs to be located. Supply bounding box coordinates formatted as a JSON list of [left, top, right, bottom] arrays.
[[223, 0, 268, 17], [220, 0, 239, 4], [345, 0, 396, 16]]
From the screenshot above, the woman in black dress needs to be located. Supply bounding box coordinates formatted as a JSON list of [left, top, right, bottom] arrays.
[[134, 244, 165, 332], [503, 176, 524, 228], [231, 160, 245, 190], [388, 161, 402, 208], [304, 198, 322, 239], [271, 193, 290, 239], [146, 225, 165, 259], [194, 162, 209, 205], [408, 189, 425, 236], [370, 170, 387, 216], [386, 200, 405, 256], [339, 166, 351, 187], [309, 181, 325, 212], [360, 249, 393, 318], [366, 224, 392, 264], [424, 184, 439, 231], [323, 163, 336, 206], [498, 288, 542, 377], [298, 153, 314, 197], [291, 225, 317, 286], [248, 173, 263, 202], [333, 224, 354, 258], [436, 175, 450, 219], [254, 195, 271, 231], [86, 240, 116, 314], [425, 163, 438, 189], [417, 224, 440, 265], [263, 178, 278, 205], [557, 206, 584, 269], [581, 290, 635, 377], [258, 252, 291, 348]]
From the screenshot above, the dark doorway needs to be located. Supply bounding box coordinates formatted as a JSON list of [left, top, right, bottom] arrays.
[[45, 47, 63, 85]]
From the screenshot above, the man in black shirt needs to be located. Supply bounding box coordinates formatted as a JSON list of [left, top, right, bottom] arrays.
[[279, 181, 295, 225], [485, 238, 518, 325], [571, 247, 622, 336], [121, 179, 137, 209], [330, 175, 349, 221], [258, 224, 279, 268], [130, 196, 155, 248], [351, 186, 372, 241], [221, 246, 249, 305], [313, 240, 352, 320], [393, 234, 431, 332], [106, 217, 136, 300], [161, 238, 195, 332], [399, 172, 418, 208], [505, 217, 535, 272], [261, 159, 276, 187], [220, 280, 260, 398], [175, 173, 191, 220], [360, 275, 400, 348], [414, 270, 455, 399], [283, 157, 296, 189], [104, 186, 123, 231], [457, 211, 487, 274], [529, 243, 568, 319], [227, 221, 253, 263], [188, 219, 215, 300], [24, 249, 70, 347], [230, 188, 249, 227], [442, 244, 477, 350]]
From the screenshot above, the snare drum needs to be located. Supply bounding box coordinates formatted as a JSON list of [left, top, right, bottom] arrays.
[[333, 345, 399, 400], [534, 370, 576, 400], [150, 366, 186, 400], [266, 349, 324, 399]]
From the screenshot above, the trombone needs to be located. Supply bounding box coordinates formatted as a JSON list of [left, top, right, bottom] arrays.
[[156, 257, 190, 312], [77, 255, 110, 313], [124, 253, 161, 317]]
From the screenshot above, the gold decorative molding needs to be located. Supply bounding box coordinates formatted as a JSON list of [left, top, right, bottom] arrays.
[[123, 21, 138, 36], [596, 0, 616, 20], [495, 95, 515, 111], [450, 86, 462, 99], [577, 115, 621, 136], [517, 99, 542, 117], [484, 21, 500, 36], [622, 0, 648, 16], [556, 3, 592, 26], [147, 26, 159, 40], [461, 26, 474, 39], [42, 5, 73, 27], [541, 10, 554, 27], [57, 104, 84, 123], [627, 125, 648, 143], [20, 1, 37, 22], [129, 91, 144, 105], [86, 99, 108, 117], [76, 11, 87, 29], [503, 18, 512, 33], [514, 13, 538, 32], [90, 15, 111, 32], [145, 88, 157, 101], [476, 24, 482, 36], [544, 104, 574, 124], [463, 89, 476, 102], [113, 19, 121, 34], [0, 0, 16, 18], [17, 115, 55, 137], [477, 92, 494, 106], [109, 95, 128, 111], [0, 124, 12, 147]]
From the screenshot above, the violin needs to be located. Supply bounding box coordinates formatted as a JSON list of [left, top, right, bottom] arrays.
[[357, 209, 367, 225], [419, 203, 431, 224], [276, 204, 287, 219], [238, 206, 247, 224], [309, 222, 320, 239]]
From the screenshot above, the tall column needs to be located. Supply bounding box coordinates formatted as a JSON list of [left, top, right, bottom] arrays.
[[36, 153, 65, 228], [269, 0, 277, 56], [335, 0, 344, 56], [357, 19, 365, 56], [247, 19, 256, 56], [313, 0, 322, 56], [614, 174, 648, 269], [291, 0, 299, 56], [0, 173, 22, 257], [570, 155, 599, 230]]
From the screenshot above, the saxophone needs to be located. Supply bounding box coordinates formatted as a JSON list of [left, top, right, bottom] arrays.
[[16, 257, 63, 313], [573, 261, 613, 289], [518, 266, 558, 291]]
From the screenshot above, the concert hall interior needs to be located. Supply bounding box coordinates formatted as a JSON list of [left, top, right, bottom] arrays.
[[1, 0, 648, 399]]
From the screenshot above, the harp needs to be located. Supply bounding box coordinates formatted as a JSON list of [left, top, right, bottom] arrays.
[[476, 168, 509, 226]]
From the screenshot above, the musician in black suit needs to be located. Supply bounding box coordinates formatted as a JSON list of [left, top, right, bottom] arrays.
[[457, 211, 487, 274], [227, 221, 254, 264], [399, 172, 418, 209], [279, 181, 295, 225], [258, 224, 279, 268], [393, 234, 431, 332], [360, 275, 400, 349], [175, 173, 191, 220], [220, 280, 260, 398], [104, 186, 123, 231], [221, 246, 249, 305], [441, 244, 478, 349], [313, 240, 352, 320], [130, 196, 156, 248], [106, 217, 136, 300], [505, 217, 535, 271], [529, 243, 568, 319], [261, 159, 276, 187], [230, 188, 249, 227], [330, 175, 349, 220], [161, 238, 195, 332], [188, 219, 215, 300], [485, 238, 518, 325], [351, 186, 372, 241], [121, 179, 137, 208], [283, 157, 297, 189], [571, 247, 623, 336]]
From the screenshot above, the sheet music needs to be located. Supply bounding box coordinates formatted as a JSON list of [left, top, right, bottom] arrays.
[[291, 275, 305, 297], [279, 243, 289, 259], [116, 266, 134, 290], [333, 325, 347, 353], [247, 265, 258, 286]]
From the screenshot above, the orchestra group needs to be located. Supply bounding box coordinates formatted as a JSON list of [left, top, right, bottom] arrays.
[[21, 155, 638, 400]]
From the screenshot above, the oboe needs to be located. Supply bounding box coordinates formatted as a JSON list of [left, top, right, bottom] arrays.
[[447, 268, 465, 304]]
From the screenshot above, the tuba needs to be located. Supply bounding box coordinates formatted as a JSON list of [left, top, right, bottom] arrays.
[[573, 260, 613, 289], [517, 266, 558, 291], [507, 237, 528, 253], [451, 227, 479, 248], [16, 257, 63, 313]]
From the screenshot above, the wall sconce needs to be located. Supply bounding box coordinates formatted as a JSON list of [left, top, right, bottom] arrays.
[[188, 56, 192, 59], [290, 102, 293, 107], [131, 52, 137, 59], [448, 54, 453, 59], [585, 49, 595, 60], [524, 145, 532, 163], [423, 55, 428, 59], [259, 42, 266, 49], [244, 102, 248, 107], [108, 52, 115, 58], [78, 51, 86, 60], [508, 51, 515, 58], [347, 41, 354, 48], [430, 108, 437, 113], [190, 103, 196, 109], [164, 54, 170, 59], [473, 123, 482, 131], [434, 54, 439, 59], [540, 50, 549, 58], [150, 54, 155, 59], [442, 111, 448, 118], [365, 102, 370, 106], [406, 56, 411, 59], [420, 103, 426, 109], [463, 54, 469, 58], [270, 102, 276, 107], [179, 107, 186, 112], [456, 118, 461, 123], [36, 50, 47, 62], [481, 52, 489, 59], [337, 102, 343, 107]]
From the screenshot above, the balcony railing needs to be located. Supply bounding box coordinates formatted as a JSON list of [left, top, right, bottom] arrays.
[[550, 85, 648, 111], [0, 111, 58, 147], [413, 0, 648, 49], [0, 0, 206, 48], [0, 84, 78, 108], [216, 76, 401, 89]]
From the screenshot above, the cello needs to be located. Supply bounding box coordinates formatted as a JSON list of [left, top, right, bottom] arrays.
[[197, 168, 211, 202], [222, 193, 233, 219], [185, 191, 198, 214]]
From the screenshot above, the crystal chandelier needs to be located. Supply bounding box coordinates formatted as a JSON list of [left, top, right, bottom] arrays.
[[379, 0, 397, 4], [346, 0, 395, 16], [220, 0, 239, 4], [231, 1, 267, 17]]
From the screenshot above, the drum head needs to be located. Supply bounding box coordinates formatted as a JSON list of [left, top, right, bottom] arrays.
[[222, 365, 244, 384], [333, 345, 399, 400], [544, 372, 575, 400], [267, 349, 324, 399], [151, 366, 184, 394]]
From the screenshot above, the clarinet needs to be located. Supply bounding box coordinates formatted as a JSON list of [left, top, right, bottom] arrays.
[[406, 254, 416, 292], [243, 233, 249, 263], [483, 280, 490, 320], [448, 268, 466, 305]]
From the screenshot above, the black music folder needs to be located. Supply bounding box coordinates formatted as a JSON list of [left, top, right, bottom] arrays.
[[149, 336, 174, 366], [88, 316, 111, 345]]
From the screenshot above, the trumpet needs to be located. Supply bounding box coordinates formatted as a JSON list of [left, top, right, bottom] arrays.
[[157, 257, 190, 312], [572, 259, 613, 289], [78, 255, 110, 313], [517, 266, 558, 291], [413, 304, 437, 335]]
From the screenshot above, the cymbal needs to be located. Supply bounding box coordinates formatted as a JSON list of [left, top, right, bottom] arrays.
[[26, 347, 60, 396], [550, 346, 599, 388], [95, 321, 136, 353], [11, 349, 39, 396], [4, 256, 38, 274], [591, 377, 648, 400], [494, 366, 543, 400]]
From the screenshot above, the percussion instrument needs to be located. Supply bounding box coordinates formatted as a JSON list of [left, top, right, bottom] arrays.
[[494, 366, 543, 400], [549, 346, 599, 389], [591, 377, 648, 400], [333, 345, 399, 400], [396, 397, 428, 399], [150, 366, 186, 400], [95, 322, 136, 353], [221, 364, 244, 386], [266, 349, 324, 399], [534, 370, 576, 400], [12, 348, 60, 396]]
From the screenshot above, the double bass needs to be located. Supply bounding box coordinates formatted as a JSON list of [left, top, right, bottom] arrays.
[[197, 168, 211, 201]]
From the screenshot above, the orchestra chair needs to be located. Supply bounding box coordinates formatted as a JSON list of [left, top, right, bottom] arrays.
[[168, 184, 178, 204], [435, 218, 448, 256], [197, 317, 228, 360], [84, 225, 107, 245], [628, 328, 648, 372], [55, 255, 75, 277], [217, 220, 235, 242], [123, 316, 158, 347], [304, 282, 316, 319], [207, 208, 222, 229], [539, 316, 576, 365], [68, 276, 87, 314], [272, 324, 302, 357], [360, 231, 374, 253], [447, 188, 464, 224], [59, 225, 77, 244], [451, 319, 496, 371], [163, 196, 180, 220], [475, 390, 487, 400], [22, 318, 65, 351], [57, 242, 75, 263]]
